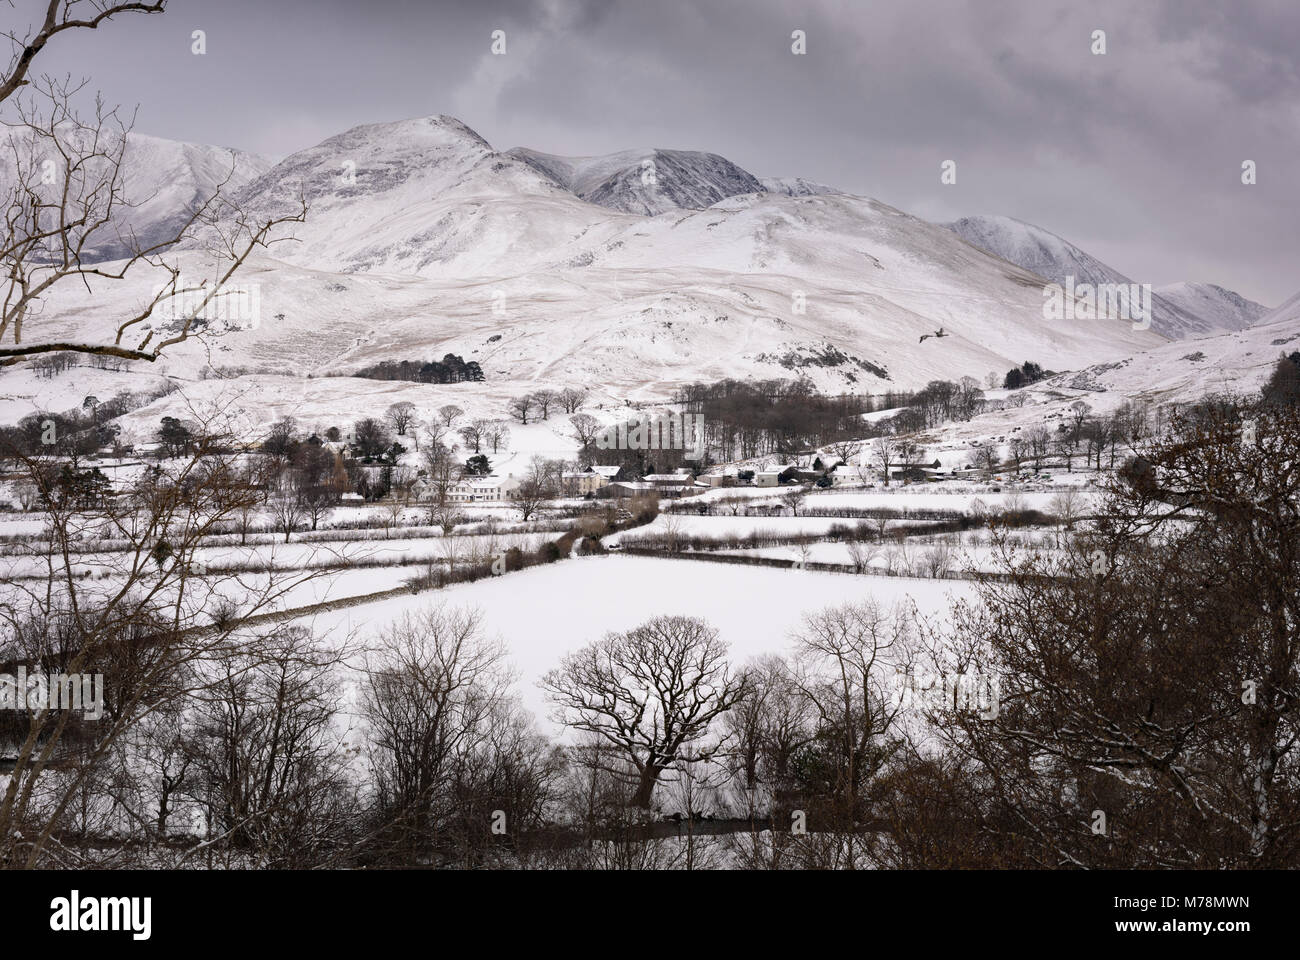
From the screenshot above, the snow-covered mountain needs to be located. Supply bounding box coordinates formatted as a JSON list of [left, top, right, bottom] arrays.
[[944, 215, 1266, 340], [0, 127, 273, 261], [30, 115, 1167, 399], [233, 115, 604, 277], [1154, 282, 1270, 332], [505, 146, 844, 213], [1254, 289, 1300, 329], [105, 133, 274, 258], [758, 176, 841, 198], [0, 125, 271, 262], [505, 146, 766, 215], [1040, 286, 1300, 407]]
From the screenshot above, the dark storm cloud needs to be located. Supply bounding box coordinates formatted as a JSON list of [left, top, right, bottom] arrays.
[[16, 0, 1297, 304]]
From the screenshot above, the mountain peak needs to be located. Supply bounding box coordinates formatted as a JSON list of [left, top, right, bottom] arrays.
[[321, 114, 493, 153], [506, 145, 764, 215]]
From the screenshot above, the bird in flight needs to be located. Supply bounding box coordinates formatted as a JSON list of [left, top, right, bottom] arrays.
[[919, 326, 948, 343]]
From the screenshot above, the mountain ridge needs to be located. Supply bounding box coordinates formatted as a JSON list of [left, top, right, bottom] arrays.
[[944, 214, 1269, 339]]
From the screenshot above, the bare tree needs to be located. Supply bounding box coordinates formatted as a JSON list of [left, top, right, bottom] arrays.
[[419, 418, 449, 454], [969, 443, 1000, 479], [0, 414, 324, 866], [361, 605, 511, 862], [559, 386, 588, 414], [187, 626, 359, 868], [458, 419, 485, 454], [1068, 400, 1092, 438], [483, 419, 510, 455], [1055, 430, 1079, 472], [508, 395, 534, 425], [0, 56, 306, 365], [422, 445, 462, 524], [1049, 485, 1083, 529], [436, 404, 464, 428], [512, 455, 556, 522], [13, 479, 38, 511], [789, 601, 911, 867], [779, 484, 809, 516], [917, 403, 1300, 868], [720, 655, 816, 869], [384, 402, 417, 437], [1008, 436, 1029, 476], [872, 436, 898, 487], [1024, 426, 1052, 472], [853, 449, 875, 486], [828, 439, 859, 468], [569, 412, 600, 460], [271, 487, 305, 542], [543, 616, 747, 809], [531, 389, 557, 421]]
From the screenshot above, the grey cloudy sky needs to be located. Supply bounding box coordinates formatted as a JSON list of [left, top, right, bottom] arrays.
[[23, 0, 1299, 305]]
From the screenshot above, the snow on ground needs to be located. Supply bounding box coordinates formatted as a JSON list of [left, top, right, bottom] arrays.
[[797, 489, 1091, 513], [617, 513, 882, 541], [0, 363, 173, 426], [0, 531, 546, 579], [670, 484, 1099, 516], [296, 553, 975, 729]]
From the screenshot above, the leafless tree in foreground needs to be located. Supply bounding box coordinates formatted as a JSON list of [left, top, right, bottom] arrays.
[[899, 401, 1300, 868], [183, 626, 360, 868], [0, 414, 325, 867], [543, 615, 747, 809], [785, 601, 913, 868], [360, 605, 536, 865], [0, 3, 306, 366]]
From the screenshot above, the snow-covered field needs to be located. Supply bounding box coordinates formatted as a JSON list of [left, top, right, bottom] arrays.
[[296, 553, 974, 727], [0, 530, 547, 579]]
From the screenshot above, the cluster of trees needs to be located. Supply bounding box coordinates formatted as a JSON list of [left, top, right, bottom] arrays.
[[964, 399, 1157, 478], [902, 397, 1300, 867], [672, 379, 876, 461], [0, 410, 116, 462], [1002, 360, 1051, 390], [27, 352, 80, 378], [0, 383, 188, 466], [506, 387, 588, 425], [352, 354, 484, 384], [665, 376, 991, 468], [883, 377, 985, 431], [1263, 350, 1300, 407]]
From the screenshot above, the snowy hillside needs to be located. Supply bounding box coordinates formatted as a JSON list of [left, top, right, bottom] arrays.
[[505, 146, 765, 215], [104, 133, 274, 259], [944, 215, 1263, 340], [758, 176, 842, 197], [1155, 281, 1271, 331], [1258, 289, 1300, 327], [10, 114, 1183, 428], [1021, 288, 1300, 412], [233, 115, 613, 277], [506, 145, 842, 213], [0, 126, 272, 262]]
